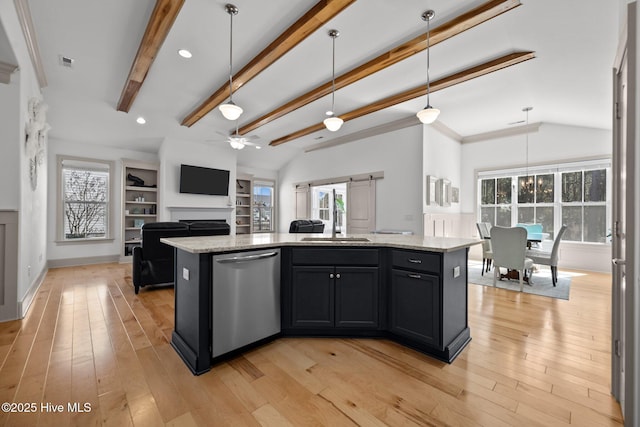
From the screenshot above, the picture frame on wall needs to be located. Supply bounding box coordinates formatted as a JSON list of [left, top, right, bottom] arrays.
[[437, 178, 451, 207], [425, 175, 438, 206]]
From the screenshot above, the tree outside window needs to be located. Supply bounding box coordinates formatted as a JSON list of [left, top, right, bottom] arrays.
[[62, 168, 109, 239]]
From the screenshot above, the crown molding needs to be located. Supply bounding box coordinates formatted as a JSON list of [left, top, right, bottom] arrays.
[[461, 122, 541, 143], [13, 0, 47, 88], [0, 61, 18, 84], [305, 116, 421, 153]]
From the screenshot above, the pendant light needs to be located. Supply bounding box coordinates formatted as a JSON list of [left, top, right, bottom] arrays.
[[522, 106, 533, 191], [416, 10, 440, 124], [323, 29, 343, 132], [219, 4, 243, 121]]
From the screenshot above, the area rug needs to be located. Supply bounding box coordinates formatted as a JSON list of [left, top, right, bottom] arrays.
[[467, 261, 572, 300]]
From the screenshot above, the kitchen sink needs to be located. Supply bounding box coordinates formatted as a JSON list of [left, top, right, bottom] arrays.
[[300, 237, 371, 242]]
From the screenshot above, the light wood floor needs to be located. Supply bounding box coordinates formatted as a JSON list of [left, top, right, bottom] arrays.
[[0, 263, 623, 426]]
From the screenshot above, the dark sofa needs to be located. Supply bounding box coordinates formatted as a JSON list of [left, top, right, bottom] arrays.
[[289, 219, 325, 233], [132, 221, 230, 294]]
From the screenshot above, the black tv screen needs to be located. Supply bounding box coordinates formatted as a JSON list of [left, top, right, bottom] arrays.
[[179, 164, 230, 196]]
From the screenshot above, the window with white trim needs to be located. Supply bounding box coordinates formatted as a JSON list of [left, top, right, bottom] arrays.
[[252, 180, 275, 233], [477, 159, 610, 243], [58, 156, 113, 241]]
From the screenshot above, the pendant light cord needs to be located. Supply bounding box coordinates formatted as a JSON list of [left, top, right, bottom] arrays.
[[228, 8, 234, 103], [426, 15, 431, 107], [330, 33, 336, 114]]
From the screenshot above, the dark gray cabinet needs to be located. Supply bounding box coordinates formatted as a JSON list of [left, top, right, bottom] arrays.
[[388, 248, 470, 361], [289, 248, 379, 330], [390, 269, 440, 347]]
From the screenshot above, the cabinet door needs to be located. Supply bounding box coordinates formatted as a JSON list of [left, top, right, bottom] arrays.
[[335, 267, 379, 328], [390, 269, 441, 347], [291, 266, 334, 327]]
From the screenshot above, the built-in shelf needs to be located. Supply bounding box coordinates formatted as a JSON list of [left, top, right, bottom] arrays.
[[235, 177, 253, 235], [122, 160, 159, 260]]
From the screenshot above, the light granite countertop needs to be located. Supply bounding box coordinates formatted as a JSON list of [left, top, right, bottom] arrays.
[[161, 233, 481, 254]]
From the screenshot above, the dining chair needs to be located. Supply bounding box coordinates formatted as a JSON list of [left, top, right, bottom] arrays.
[[476, 222, 493, 275], [491, 226, 534, 292], [527, 225, 567, 286]]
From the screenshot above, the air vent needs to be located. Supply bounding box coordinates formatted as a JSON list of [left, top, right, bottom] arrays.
[[314, 136, 324, 140], [58, 55, 74, 68]]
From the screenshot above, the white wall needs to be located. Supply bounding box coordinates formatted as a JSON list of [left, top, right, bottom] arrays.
[[460, 122, 612, 271], [1, 1, 48, 317], [0, 78, 20, 209], [423, 125, 462, 214], [278, 125, 423, 235], [47, 139, 157, 262], [158, 138, 237, 231]]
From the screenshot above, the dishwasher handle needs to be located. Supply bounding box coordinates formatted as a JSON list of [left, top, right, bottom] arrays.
[[215, 251, 279, 264]]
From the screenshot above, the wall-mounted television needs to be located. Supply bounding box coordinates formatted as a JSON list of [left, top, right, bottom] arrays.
[[179, 164, 230, 196]]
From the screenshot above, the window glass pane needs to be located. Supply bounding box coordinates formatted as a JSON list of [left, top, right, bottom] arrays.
[[480, 207, 495, 225], [584, 206, 607, 243], [63, 169, 108, 239], [562, 206, 583, 241], [536, 207, 554, 239], [535, 174, 554, 203], [584, 169, 606, 202], [517, 206, 534, 224], [562, 172, 582, 202], [496, 178, 511, 204], [496, 206, 511, 227], [517, 176, 534, 203], [481, 179, 495, 205], [252, 182, 275, 232]]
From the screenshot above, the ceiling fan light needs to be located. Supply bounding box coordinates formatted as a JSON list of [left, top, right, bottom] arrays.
[[323, 116, 343, 132], [417, 106, 440, 124], [219, 102, 243, 121], [229, 138, 245, 150]]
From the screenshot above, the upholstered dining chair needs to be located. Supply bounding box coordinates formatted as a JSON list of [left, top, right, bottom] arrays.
[[527, 225, 567, 286], [476, 222, 493, 275], [491, 226, 534, 292]]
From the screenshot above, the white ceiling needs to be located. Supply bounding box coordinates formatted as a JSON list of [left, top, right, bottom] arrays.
[[25, 0, 619, 170]]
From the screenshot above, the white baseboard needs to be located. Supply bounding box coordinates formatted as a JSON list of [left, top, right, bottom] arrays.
[[19, 264, 48, 318], [48, 255, 120, 269]]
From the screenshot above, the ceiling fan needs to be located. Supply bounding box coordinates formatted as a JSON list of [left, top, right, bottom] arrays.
[[211, 122, 262, 150]]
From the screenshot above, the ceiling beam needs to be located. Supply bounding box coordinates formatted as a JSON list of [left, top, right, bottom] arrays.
[[180, 0, 357, 127], [269, 51, 535, 146], [240, 0, 521, 135], [117, 0, 185, 112]]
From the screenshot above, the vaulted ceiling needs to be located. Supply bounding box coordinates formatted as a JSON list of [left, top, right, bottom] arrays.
[[24, 0, 618, 169]]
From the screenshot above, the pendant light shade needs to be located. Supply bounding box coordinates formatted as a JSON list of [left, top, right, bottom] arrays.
[[417, 107, 440, 124], [416, 10, 440, 124], [324, 29, 343, 132], [219, 102, 243, 121], [323, 116, 344, 132], [219, 4, 242, 121]]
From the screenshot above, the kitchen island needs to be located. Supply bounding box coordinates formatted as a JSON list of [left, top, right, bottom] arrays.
[[162, 233, 480, 375]]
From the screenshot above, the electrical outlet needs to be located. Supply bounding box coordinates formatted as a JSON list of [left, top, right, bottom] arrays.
[[28, 265, 31, 277], [182, 268, 190, 281], [453, 266, 460, 278]]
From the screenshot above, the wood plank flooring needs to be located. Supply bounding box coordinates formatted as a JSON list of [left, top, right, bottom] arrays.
[[0, 263, 623, 426]]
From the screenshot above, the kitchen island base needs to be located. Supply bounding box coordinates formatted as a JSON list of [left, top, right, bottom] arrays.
[[164, 234, 479, 374]]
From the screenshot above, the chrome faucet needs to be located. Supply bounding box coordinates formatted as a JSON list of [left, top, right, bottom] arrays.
[[332, 188, 338, 238]]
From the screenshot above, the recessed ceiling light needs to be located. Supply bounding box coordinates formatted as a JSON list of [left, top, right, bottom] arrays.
[[178, 49, 192, 59], [255, 146, 261, 150], [136, 117, 146, 124]]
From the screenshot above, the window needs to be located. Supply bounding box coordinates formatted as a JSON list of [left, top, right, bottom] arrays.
[[477, 160, 610, 244], [311, 183, 347, 232], [58, 156, 113, 242], [252, 180, 275, 233], [561, 169, 607, 242], [480, 177, 512, 227]]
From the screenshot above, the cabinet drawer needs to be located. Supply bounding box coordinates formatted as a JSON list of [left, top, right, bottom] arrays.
[[392, 249, 440, 274], [292, 248, 379, 266]]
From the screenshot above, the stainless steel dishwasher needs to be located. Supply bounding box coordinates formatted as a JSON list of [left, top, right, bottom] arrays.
[[211, 248, 280, 357]]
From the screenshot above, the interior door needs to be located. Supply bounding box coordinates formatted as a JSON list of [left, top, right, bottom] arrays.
[[611, 45, 627, 411], [347, 180, 376, 233], [294, 185, 310, 219]]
